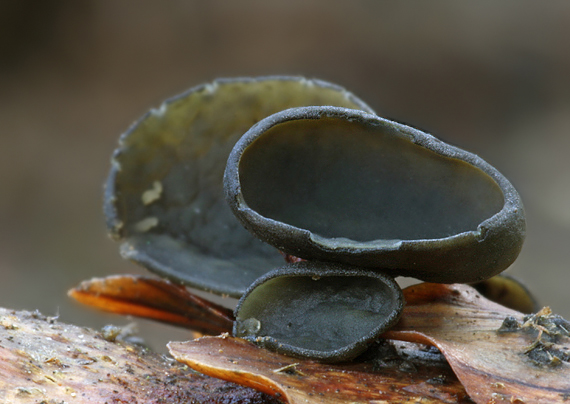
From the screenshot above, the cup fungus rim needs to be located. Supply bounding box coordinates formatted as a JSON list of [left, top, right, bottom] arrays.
[[103, 77, 376, 297], [104, 77, 374, 241], [233, 261, 404, 362], [224, 106, 526, 282]]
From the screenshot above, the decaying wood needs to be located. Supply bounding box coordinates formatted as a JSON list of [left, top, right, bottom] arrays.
[[384, 283, 570, 404], [168, 284, 570, 404], [0, 307, 279, 404], [69, 275, 234, 335], [65, 276, 570, 403], [169, 335, 473, 404]]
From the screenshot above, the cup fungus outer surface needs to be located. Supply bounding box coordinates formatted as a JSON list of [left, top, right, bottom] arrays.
[[104, 77, 374, 298], [233, 261, 404, 362], [224, 106, 526, 284]]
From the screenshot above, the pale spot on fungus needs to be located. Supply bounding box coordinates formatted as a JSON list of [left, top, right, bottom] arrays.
[[150, 102, 168, 117], [134, 217, 159, 233], [141, 181, 163, 205]]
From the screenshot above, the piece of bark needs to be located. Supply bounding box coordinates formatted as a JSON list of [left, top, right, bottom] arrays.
[[0, 307, 279, 404], [169, 284, 570, 404], [67, 276, 570, 403], [169, 335, 473, 404], [384, 283, 570, 404], [68, 275, 234, 335]]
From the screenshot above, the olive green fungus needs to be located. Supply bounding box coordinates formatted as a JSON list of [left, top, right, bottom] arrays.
[[234, 261, 403, 362], [104, 77, 373, 297], [224, 106, 525, 284], [106, 76, 526, 362]]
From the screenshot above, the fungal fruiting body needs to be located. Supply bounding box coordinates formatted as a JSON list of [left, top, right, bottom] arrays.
[[104, 77, 374, 298], [106, 77, 526, 362], [224, 106, 525, 284], [233, 261, 403, 362]]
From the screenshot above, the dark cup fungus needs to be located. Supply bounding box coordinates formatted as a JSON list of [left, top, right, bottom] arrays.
[[104, 77, 373, 297], [105, 76, 527, 363], [224, 106, 526, 284], [234, 261, 404, 362]]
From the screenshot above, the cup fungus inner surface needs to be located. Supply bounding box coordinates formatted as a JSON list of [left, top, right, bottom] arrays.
[[239, 117, 505, 242], [107, 78, 374, 296], [235, 273, 402, 353]]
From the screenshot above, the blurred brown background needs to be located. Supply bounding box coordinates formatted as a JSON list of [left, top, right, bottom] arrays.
[[1, 1, 569, 350]]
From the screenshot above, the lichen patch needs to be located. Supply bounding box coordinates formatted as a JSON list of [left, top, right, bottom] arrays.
[[497, 307, 570, 367]]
